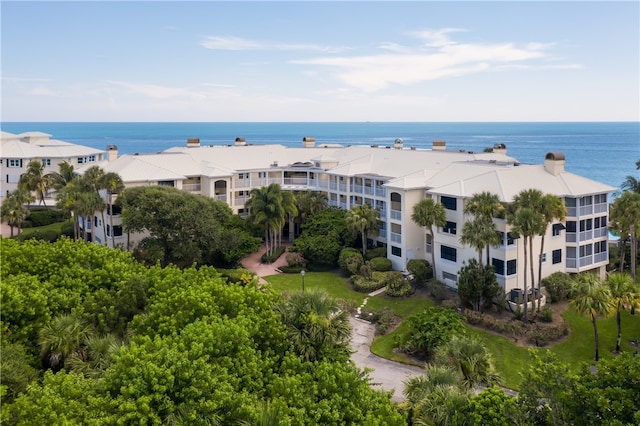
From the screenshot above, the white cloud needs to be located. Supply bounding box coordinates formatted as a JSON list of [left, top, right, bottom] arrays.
[[105, 80, 206, 99], [292, 30, 566, 92], [28, 86, 60, 96], [200, 35, 349, 53]]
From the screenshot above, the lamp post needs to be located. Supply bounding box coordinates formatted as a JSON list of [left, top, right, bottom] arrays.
[[300, 269, 305, 293]]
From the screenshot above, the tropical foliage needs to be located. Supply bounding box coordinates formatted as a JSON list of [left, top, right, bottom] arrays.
[[411, 198, 446, 280], [345, 203, 380, 256]]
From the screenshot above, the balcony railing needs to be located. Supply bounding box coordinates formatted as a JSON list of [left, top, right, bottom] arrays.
[[375, 188, 386, 197], [594, 227, 608, 238], [579, 205, 593, 216], [594, 252, 607, 263], [566, 207, 577, 217], [566, 232, 577, 243], [579, 255, 593, 267], [579, 230, 593, 241], [182, 183, 201, 192], [390, 209, 402, 221], [352, 184, 363, 193], [566, 258, 577, 269], [234, 196, 250, 205], [363, 186, 374, 196], [283, 177, 308, 186], [214, 194, 227, 202], [390, 232, 402, 243], [338, 183, 347, 192], [594, 203, 608, 214], [235, 180, 251, 188]]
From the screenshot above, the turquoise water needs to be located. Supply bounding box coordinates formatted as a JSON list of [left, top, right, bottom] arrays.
[[1, 122, 638, 190]]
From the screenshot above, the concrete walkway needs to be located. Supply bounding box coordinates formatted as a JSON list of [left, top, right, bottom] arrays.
[[239, 246, 424, 402]]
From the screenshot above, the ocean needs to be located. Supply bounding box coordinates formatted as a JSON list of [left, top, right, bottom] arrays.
[[1, 122, 638, 191]]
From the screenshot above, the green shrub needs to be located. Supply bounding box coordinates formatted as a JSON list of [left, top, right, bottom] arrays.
[[369, 257, 392, 272], [60, 222, 74, 238], [285, 251, 306, 267], [351, 274, 386, 293], [441, 299, 459, 310], [406, 259, 433, 283], [16, 229, 59, 243], [542, 272, 573, 303], [430, 280, 447, 300], [261, 246, 286, 263], [279, 265, 305, 274], [397, 306, 467, 359], [339, 248, 364, 275], [365, 247, 387, 260], [376, 308, 396, 335], [217, 268, 256, 286], [540, 305, 553, 323], [25, 209, 64, 227], [385, 272, 413, 297]]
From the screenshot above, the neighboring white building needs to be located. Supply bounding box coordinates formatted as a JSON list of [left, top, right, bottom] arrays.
[[0, 131, 105, 202], [78, 135, 615, 294]]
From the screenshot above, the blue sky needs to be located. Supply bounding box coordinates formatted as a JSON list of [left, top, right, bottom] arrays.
[[1, 1, 638, 122]]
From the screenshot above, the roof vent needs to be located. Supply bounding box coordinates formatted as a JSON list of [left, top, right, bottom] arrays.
[[235, 137, 246, 146], [187, 138, 200, 148], [493, 143, 507, 155], [106, 145, 118, 162], [432, 140, 446, 151], [303, 136, 315, 148], [394, 138, 404, 149], [544, 152, 565, 175]]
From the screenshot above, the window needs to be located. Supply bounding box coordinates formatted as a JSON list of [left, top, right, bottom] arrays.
[[498, 232, 516, 246], [440, 245, 457, 262], [258, 172, 267, 178], [113, 225, 123, 237], [552, 249, 562, 264], [565, 221, 576, 233], [238, 173, 250, 179], [540, 253, 547, 262], [552, 223, 564, 237], [391, 246, 402, 257], [594, 216, 607, 229], [78, 157, 85, 164], [88, 155, 96, 162], [579, 244, 593, 257], [109, 204, 122, 215], [595, 241, 607, 254], [442, 221, 457, 235], [41, 158, 51, 166], [580, 219, 592, 231], [441, 196, 457, 210], [94, 216, 98, 227], [442, 272, 458, 283], [506, 259, 517, 275], [426, 234, 432, 254], [492, 258, 505, 275], [8, 159, 22, 168], [158, 180, 174, 187]]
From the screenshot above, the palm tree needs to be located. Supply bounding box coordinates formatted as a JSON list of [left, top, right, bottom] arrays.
[[605, 272, 640, 353], [101, 172, 125, 248], [508, 206, 546, 322], [246, 183, 288, 257], [76, 191, 105, 242], [46, 161, 76, 192], [433, 335, 502, 389], [535, 194, 567, 311], [56, 178, 83, 240], [621, 175, 640, 194], [82, 166, 108, 244], [65, 334, 122, 378], [39, 314, 93, 370], [465, 191, 505, 220], [411, 198, 447, 280], [345, 203, 379, 256], [610, 192, 640, 280], [460, 217, 501, 268], [570, 273, 613, 361], [275, 288, 352, 362], [1, 190, 30, 237], [294, 190, 327, 235], [18, 159, 51, 207], [279, 189, 298, 246]]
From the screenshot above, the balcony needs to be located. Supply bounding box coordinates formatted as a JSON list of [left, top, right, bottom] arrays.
[[214, 194, 227, 202], [375, 187, 386, 197], [390, 232, 402, 243], [566, 232, 577, 243], [182, 183, 201, 192], [579, 230, 593, 241], [390, 209, 402, 221], [579, 205, 593, 216], [594, 252, 607, 263], [235, 180, 251, 188], [352, 184, 363, 193], [566, 207, 577, 217]]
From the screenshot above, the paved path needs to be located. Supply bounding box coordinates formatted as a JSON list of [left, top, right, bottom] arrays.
[[239, 246, 424, 402]]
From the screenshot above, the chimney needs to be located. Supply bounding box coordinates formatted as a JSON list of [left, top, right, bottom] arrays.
[[106, 145, 118, 162], [302, 136, 315, 148], [544, 152, 565, 175], [393, 138, 404, 149], [235, 137, 246, 146], [432, 140, 446, 151], [187, 138, 200, 148], [493, 143, 507, 155]]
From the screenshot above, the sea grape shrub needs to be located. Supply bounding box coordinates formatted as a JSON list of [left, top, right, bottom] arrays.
[[542, 272, 573, 303], [339, 248, 363, 275], [406, 258, 433, 283], [398, 306, 467, 360], [369, 257, 392, 272]]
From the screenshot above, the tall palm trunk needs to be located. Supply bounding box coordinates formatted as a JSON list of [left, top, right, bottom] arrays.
[[631, 224, 636, 282], [536, 235, 547, 312], [109, 194, 115, 248], [615, 307, 622, 353], [529, 236, 536, 315], [619, 237, 627, 272], [591, 313, 600, 361], [522, 235, 529, 322], [429, 229, 437, 280]]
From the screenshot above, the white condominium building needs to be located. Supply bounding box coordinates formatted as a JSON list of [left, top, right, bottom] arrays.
[[81, 136, 614, 293], [1, 131, 105, 202]]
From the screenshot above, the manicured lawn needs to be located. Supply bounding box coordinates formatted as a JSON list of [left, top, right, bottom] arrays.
[[264, 272, 366, 305], [17, 221, 67, 237], [264, 270, 640, 391]]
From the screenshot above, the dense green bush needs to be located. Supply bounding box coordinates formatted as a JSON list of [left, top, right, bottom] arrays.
[[216, 268, 256, 286], [398, 306, 467, 359], [351, 272, 387, 293], [540, 305, 554, 323], [365, 247, 387, 260], [339, 248, 364, 275], [369, 256, 392, 272], [406, 259, 433, 282], [542, 272, 573, 303], [385, 272, 413, 297], [430, 280, 448, 300], [261, 245, 286, 263], [16, 229, 59, 243], [60, 222, 74, 237], [24, 209, 65, 227]]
